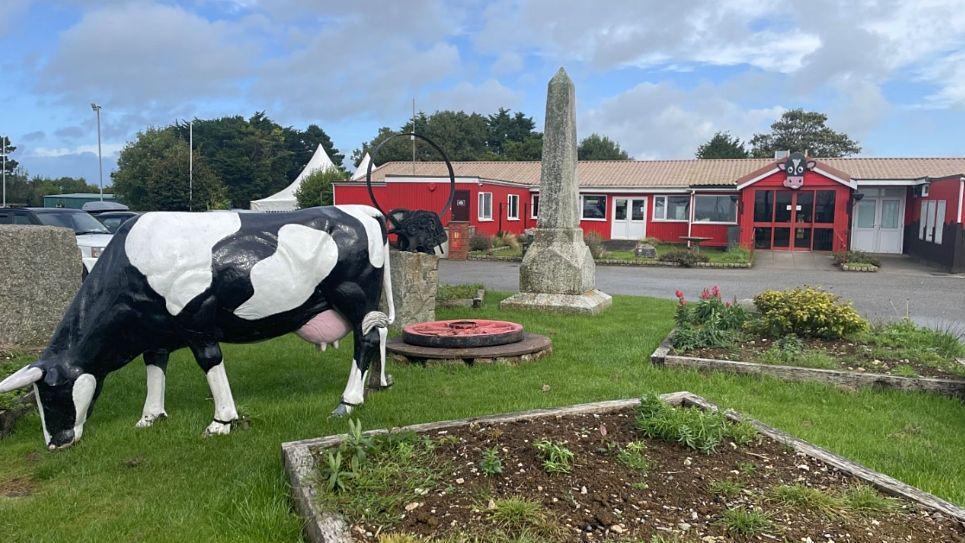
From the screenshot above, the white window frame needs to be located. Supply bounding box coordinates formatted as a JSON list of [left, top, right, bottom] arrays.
[[507, 194, 519, 221], [652, 195, 690, 222], [935, 201, 946, 244], [530, 194, 539, 219], [692, 194, 738, 224], [580, 194, 607, 221], [477, 192, 493, 221], [919, 201, 928, 240]]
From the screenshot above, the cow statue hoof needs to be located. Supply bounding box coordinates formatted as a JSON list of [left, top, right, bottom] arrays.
[[330, 402, 354, 418], [135, 412, 168, 428], [203, 420, 233, 437]]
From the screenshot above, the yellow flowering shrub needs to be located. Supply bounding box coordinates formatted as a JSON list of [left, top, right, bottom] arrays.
[[753, 287, 867, 339]]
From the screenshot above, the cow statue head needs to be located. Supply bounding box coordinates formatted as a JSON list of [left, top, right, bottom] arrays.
[[777, 152, 816, 190], [366, 132, 454, 255], [387, 208, 448, 254], [0, 360, 101, 450]]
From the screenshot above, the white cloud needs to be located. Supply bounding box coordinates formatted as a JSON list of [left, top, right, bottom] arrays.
[[424, 79, 522, 114], [492, 52, 524, 75], [0, 0, 30, 37], [38, 2, 257, 109], [29, 142, 125, 158], [582, 81, 783, 159]]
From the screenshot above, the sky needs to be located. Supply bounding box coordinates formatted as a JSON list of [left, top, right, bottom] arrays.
[[1, 0, 964, 185]]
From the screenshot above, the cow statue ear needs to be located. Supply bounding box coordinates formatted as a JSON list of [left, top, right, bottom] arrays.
[[806, 160, 817, 170], [777, 163, 787, 171]]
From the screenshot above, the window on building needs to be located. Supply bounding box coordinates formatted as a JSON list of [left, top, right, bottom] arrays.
[[478, 192, 493, 221], [693, 195, 737, 223], [754, 191, 773, 222], [581, 195, 606, 220], [507, 194, 519, 220], [531, 194, 539, 218], [814, 191, 836, 223], [653, 195, 690, 221]]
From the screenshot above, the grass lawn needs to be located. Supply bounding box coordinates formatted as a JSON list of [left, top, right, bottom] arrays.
[[472, 243, 752, 264], [1, 292, 963, 542]]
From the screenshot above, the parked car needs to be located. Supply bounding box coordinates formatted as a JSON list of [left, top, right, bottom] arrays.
[[0, 207, 113, 277], [94, 211, 140, 233]]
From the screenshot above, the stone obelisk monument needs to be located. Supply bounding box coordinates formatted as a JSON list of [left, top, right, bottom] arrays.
[[501, 68, 611, 314]]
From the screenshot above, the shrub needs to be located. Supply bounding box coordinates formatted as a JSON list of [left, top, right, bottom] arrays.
[[833, 250, 880, 267], [469, 233, 493, 252], [718, 246, 751, 264], [659, 248, 709, 267], [497, 232, 521, 250], [480, 447, 503, 476], [672, 286, 746, 351], [584, 231, 606, 259], [533, 439, 574, 474], [753, 287, 867, 339], [636, 394, 756, 454]]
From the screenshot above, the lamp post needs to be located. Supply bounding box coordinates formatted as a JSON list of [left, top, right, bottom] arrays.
[[90, 103, 103, 201], [2, 134, 6, 208], [189, 120, 193, 211]]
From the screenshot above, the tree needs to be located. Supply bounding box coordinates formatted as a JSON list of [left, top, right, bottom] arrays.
[[284, 124, 345, 180], [294, 168, 346, 208], [750, 109, 861, 158], [695, 132, 749, 159], [486, 108, 538, 156], [578, 133, 629, 160], [112, 127, 227, 211], [353, 108, 545, 164], [0, 135, 18, 175]]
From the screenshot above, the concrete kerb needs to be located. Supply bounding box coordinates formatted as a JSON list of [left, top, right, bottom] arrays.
[[650, 330, 965, 399]]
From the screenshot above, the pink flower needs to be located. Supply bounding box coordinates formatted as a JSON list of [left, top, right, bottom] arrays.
[[675, 289, 685, 299], [700, 288, 712, 300], [711, 285, 721, 298]]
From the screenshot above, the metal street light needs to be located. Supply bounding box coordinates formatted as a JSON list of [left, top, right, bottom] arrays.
[[91, 103, 103, 201], [2, 134, 6, 208]]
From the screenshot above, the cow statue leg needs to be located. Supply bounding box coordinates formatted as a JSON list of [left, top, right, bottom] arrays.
[[331, 311, 390, 417], [367, 326, 393, 390], [189, 342, 238, 436], [136, 349, 170, 428]]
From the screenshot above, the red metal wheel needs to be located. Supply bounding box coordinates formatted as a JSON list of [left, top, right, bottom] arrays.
[[402, 319, 524, 348]]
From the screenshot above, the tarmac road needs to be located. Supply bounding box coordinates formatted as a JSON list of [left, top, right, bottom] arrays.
[[440, 255, 965, 331]]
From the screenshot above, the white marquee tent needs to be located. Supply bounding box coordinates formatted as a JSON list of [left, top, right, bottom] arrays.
[[249, 144, 336, 212], [351, 152, 374, 181]]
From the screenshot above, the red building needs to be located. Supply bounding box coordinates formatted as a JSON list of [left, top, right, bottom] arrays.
[[333, 157, 965, 272]]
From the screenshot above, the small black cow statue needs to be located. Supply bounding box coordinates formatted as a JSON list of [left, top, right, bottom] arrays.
[[0, 205, 417, 450]]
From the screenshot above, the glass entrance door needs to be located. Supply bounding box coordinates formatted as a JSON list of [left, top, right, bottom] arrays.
[[754, 189, 837, 251]]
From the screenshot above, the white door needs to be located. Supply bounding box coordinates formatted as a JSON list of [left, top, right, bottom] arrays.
[[611, 198, 647, 240], [851, 192, 904, 254]]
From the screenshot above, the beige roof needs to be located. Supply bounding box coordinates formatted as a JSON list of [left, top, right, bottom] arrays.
[[359, 158, 965, 188]]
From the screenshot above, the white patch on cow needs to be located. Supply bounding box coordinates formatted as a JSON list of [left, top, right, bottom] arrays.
[[33, 384, 51, 446], [72, 373, 96, 442], [340, 361, 366, 406], [335, 205, 385, 268], [233, 224, 339, 320], [137, 365, 167, 427], [126, 212, 242, 316], [203, 362, 238, 436]]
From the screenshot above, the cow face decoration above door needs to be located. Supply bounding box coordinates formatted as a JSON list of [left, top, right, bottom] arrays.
[[777, 152, 816, 190]]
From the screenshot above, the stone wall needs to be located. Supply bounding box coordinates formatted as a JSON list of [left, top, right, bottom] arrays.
[[0, 226, 81, 348], [382, 250, 438, 333]]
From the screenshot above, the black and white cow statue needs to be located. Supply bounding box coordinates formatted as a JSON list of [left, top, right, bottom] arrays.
[[778, 151, 816, 190], [0, 205, 409, 450]]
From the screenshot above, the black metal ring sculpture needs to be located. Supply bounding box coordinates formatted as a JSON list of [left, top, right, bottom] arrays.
[[365, 132, 455, 254]]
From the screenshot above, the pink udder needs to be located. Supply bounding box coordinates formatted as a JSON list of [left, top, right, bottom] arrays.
[[296, 310, 351, 345]]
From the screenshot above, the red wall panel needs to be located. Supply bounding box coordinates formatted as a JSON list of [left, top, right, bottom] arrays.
[[907, 176, 963, 225]]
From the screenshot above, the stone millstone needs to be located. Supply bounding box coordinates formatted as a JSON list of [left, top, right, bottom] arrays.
[[500, 68, 611, 314]]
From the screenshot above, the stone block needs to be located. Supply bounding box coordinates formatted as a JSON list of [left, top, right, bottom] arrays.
[[500, 289, 612, 315], [382, 250, 438, 333], [519, 227, 595, 295], [0, 226, 82, 348]]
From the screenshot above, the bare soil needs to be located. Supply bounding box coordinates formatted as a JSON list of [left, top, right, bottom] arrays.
[[689, 337, 964, 380], [311, 408, 965, 542]]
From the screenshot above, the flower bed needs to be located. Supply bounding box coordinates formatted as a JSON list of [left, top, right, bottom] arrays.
[[657, 286, 965, 397], [282, 393, 965, 543]]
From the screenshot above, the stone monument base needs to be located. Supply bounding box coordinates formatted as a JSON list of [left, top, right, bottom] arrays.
[[499, 289, 612, 315], [381, 250, 438, 334]]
